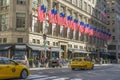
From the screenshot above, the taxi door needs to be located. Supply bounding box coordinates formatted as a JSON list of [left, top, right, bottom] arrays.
[[0, 64, 13, 79]]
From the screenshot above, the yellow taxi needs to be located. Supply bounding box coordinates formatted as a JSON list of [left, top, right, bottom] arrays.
[[0, 57, 30, 79], [70, 57, 94, 70]]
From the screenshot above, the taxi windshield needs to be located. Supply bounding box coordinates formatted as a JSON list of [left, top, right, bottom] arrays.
[[72, 58, 82, 61], [12, 55, 25, 60]]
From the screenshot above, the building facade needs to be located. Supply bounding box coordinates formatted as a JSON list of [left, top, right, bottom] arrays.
[[107, 0, 120, 63], [0, 0, 110, 63]]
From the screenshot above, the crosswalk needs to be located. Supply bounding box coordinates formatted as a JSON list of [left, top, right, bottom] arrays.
[[25, 74, 83, 80]]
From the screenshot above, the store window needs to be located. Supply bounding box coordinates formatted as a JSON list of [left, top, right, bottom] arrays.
[[16, 13, 25, 28], [17, 0, 26, 5]]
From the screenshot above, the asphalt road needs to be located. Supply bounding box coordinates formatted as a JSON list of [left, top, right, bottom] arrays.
[[15, 64, 120, 80]]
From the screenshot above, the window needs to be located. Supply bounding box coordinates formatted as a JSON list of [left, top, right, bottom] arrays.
[[112, 28, 115, 32], [66, 0, 71, 2], [17, 0, 26, 5], [92, 0, 94, 4], [108, 45, 116, 50], [52, 2, 57, 9], [47, 41, 50, 45], [17, 38, 23, 43], [72, 0, 77, 6], [56, 42, 58, 46], [112, 8, 115, 12], [37, 40, 40, 44], [0, 0, 9, 6], [60, 6, 64, 13], [32, 0, 38, 8], [68, 44, 72, 48], [3, 38, 7, 43], [0, 38, 2, 43], [43, 0, 48, 9], [32, 17, 38, 32], [112, 36, 115, 40], [79, 0, 82, 9], [53, 42, 55, 46], [84, 2, 87, 11], [16, 13, 25, 28], [32, 39, 36, 43], [111, 20, 115, 25], [88, 5, 91, 14], [0, 14, 8, 31]]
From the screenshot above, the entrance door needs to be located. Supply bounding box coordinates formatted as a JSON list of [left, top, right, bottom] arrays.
[[61, 45, 66, 58]]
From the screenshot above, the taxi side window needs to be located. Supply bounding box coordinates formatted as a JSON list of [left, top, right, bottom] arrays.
[[0, 60, 5, 64], [86, 58, 92, 62], [4, 60, 15, 65]]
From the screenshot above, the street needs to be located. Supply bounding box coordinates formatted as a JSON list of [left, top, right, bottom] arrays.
[[21, 64, 120, 80]]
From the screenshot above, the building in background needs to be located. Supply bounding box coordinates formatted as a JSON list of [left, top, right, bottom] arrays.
[[0, 0, 110, 63], [106, 0, 120, 63]]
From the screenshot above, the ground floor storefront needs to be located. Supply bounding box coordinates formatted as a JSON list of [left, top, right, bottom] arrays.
[[0, 44, 113, 67]]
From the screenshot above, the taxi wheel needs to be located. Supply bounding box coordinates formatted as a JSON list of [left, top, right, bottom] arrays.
[[71, 68, 75, 70], [20, 69, 28, 79]]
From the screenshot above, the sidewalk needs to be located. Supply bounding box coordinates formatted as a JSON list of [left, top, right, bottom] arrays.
[[30, 64, 112, 70]]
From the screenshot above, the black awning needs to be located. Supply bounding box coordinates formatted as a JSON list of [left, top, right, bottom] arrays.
[[15, 45, 26, 50], [28, 45, 45, 51], [101, 52, 110, 55], [0, 45, 12, 50]]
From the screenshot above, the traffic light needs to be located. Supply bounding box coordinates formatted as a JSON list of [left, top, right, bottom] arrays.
[[43, 34, 47, 40]]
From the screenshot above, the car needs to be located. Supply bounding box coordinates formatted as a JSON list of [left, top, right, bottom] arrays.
[[0, 57, 30, 79], [12, 55, 29, 68], [70, 57, 94, 70], [49, 59, 62, 68]]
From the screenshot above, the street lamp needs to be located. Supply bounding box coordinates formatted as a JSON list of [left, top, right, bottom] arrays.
[[43, 21, 49, 58]]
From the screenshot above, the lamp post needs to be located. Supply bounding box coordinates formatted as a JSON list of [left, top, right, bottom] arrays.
[[43, 21, 49, 58]]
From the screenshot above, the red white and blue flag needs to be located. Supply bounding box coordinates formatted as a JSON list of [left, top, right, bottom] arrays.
[[79, 22, 85, 33], [37, 5, 46, 22], [84, 24, 90, 34], [101, 9, 107, 19]]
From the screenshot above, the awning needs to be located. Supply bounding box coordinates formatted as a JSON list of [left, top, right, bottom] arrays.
[[0, 45, 12, 50], [101, 52, 110, 55], [15, 45, 26, 50], [72, 49, 90, 54], [47, 47, 64, 52], [28, 45, 45, 51], [91, 51, 98, 54]]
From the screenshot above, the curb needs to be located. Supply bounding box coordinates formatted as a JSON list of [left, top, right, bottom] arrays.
[[30, 64, 112, 70]]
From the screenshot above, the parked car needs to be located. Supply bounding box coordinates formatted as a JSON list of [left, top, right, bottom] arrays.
[[12, 55, 29, 68], [49, 59, 62, 68], [70, 57, 94, 70], [0, 57, 30, 79]]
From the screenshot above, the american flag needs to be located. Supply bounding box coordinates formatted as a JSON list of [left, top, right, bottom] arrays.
[[101, 9, 107, 19], [37, 5, 46, 22]]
